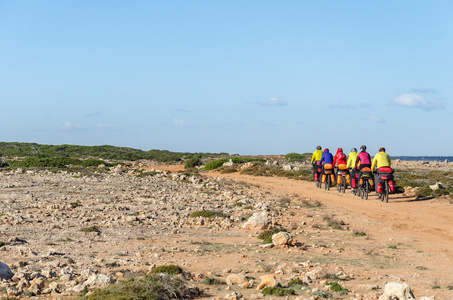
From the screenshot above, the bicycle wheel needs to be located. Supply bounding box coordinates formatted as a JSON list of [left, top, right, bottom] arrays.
[[342, 176, 347, 193], [364, 180, 369, 199], [384, 181, 390, 203], [325, 175, 330, 190]]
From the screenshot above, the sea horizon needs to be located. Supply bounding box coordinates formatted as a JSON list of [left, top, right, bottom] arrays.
[[393, 156, 452, 162]]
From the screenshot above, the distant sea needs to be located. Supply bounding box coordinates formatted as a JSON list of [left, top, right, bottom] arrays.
[[393, 156, 453, 162]]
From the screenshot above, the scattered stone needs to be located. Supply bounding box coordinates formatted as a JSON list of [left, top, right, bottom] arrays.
[[272, 232, 293, 246], [0, 262, 14, 280], [226, 273, 247, 286], [257, 274, 278, 290], [429, 182, 444, 191], [242, 212, 270, 230], [379, 281, 415, 300]]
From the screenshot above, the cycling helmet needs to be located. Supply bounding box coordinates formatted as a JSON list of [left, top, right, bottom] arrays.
[[360, 145, 367, 151], [324, 148, 329, 152], [338, 148, 343, 152], [351, 148, 357, 153], [379, 147, 386, 152], [316, 145, 322, 150]]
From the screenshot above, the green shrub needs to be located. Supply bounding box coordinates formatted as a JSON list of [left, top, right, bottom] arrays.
[[287, 278, 305, 287], [310, 291, 332, 298], [433, 188, 449, 197], [326, 281, 349, 293], [220, 167, 238, 174], [202, 277, 226, 285], [204, 157, 265, 171], [8, 157, 82, 168], [85, 273, 201, 300], [257, 228, 287, 244], [79, 226, 100, 233], [261, 286, 295, 296], [285, 152, 304, 161], [185, 157, 201, 169], [150, 265, 183, 275], [70, 201, 82, 208], [81, 159, 109, 167], [415, 186, 433, 198], [189, 210, 226, 218]]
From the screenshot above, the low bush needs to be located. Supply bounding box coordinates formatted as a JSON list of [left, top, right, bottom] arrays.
[[79, 226, 100, 233], [261, 286, 295, 296], [285, 152, 304, 161], [220, 167, 238, 174], [85, 273, 202, 299], [150, 265, 183, 275], [326, 281, 349, 294], [189, 210, 227, 219], [204, 157, 266, 171], [184, 157, 201, 169], [257, 228, 287, 244], [415, 186, 433, 199], [287, 278, 305, 287], [202, 277, 226, 285]]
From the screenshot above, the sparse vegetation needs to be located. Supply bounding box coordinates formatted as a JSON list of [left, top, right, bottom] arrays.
[[300, 199, 323, 208], [150, 265, 183, 275], [287, 278, 305, 287], [323, 215, 347, 230], [261, 286, 295, 296], [326, 281, 349, 294], [79, 226, 100, 233], [352, 229, 367, 237], [204, 157, 266, 171], [201, 277, 226, 285], [85, 273, 201, 299], [184, 157, 201, 169], [257, 228, 287, 244], [189, 210, 227, 218], [285, 152, 309, 162]]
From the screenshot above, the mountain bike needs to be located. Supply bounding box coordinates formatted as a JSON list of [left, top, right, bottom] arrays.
[[358, 167, 373, 200], [314, 163, 323, 188], [337, 167, 349, 193], [322, 164, 334, 191], [377, 167, 394, 203]]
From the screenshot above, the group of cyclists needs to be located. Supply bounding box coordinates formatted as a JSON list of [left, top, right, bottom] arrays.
[[311, 145, 395, 201]]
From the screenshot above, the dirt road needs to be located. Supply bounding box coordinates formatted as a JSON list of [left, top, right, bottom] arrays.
[[207, 171, 453, 297], [149, 164, 453, 298]]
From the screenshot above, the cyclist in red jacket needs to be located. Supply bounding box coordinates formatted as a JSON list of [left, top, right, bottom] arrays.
[[333, 148, 347, 182]]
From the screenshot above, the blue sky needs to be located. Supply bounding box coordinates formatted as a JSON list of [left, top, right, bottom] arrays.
[[0, 1, 451, 156]]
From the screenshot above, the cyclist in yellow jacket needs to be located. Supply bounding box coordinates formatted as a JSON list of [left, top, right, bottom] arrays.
[[311, 146, 323, 181], [347, 148, 359, 193], [371, 147, 391, 171], [371, 147, 394, 194]]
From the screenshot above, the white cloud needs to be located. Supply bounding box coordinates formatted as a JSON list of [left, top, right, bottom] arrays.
[[329, 101, 353, 109], [367, 116, 386, 124], [258, 97, 288, 107], [411, 87, 437, 94], [173, 118, 189, 127], [392, 94, 444, 111], [360, 103, 371, 108], [96, 123, 116, 130], [60, 121, 83, 130]]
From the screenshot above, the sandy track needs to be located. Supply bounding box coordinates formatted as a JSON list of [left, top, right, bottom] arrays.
[[205, 172, 453, 291], [150, 164, 453, 297]]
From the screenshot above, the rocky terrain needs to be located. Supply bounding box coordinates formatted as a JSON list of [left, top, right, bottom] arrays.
[[0, 161, 452, 299]]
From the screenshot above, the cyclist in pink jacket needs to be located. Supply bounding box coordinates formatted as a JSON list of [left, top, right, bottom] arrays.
[[355, 145, 374, 187]]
